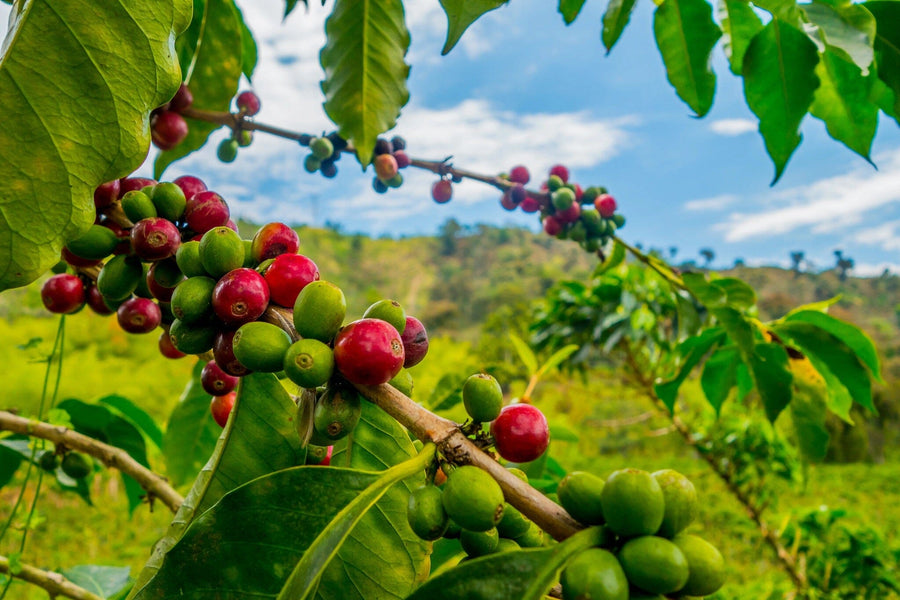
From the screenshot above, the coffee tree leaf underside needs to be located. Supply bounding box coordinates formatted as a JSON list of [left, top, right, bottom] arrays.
[[0, 0, 189, 291], [320, 0, 410, 166], [438, 0, 508, 56], [131, 372, 305, 597], [653, 0, 722, 117], [156, 0, 244, 177]]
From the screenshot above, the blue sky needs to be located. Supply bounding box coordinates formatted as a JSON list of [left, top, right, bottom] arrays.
[[8, 1, 900, 274]]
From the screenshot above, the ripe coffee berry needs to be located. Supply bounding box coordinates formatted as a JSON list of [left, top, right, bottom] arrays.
[[159, 330, 186, 359], [374, 154, 399, 181], [172, 175, 207, 200], [393, 150, 411, 169], [131, 218, 181, 261], [117, 297, 162, 334], [94, 180, 120, 208], [264, 253, 320, 307], [519, 197, 541, 213], [168, 83, 194, 113], [201, 360, 240, 396], [595, 193, 617, 218], [212, 268, 270, 325], [210, 391, 237, 428], [543, 216, 563, 236], [118, 177, 157, 196], [432, 179, 452, 204], [41, 274, 85, 314], [334, 319, 405, 385], [400, 316, 429, 368], [236, 90, 261, 116], [251, 222, 300, 262], [86, 285, 114, 315], [549, 164, 570, 183], [509, 166, 530, 184], [491, 403, 550, 463], [152, 111, 189, 151], [500, 191, 518, 211], [184, 191, 231, 234], [213, 330, 251, 376]]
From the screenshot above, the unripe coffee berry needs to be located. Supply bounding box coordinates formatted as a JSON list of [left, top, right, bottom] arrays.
[[463, 374, 503, 422], [442, 465, 505, 532]]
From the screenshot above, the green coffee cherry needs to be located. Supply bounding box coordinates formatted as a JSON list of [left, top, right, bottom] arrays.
[[66, 225, 120, 260], [557, 471, 605, 526], [304, 155, 321, 173], [199, 226, 245, 278], [442, 521, 461, 539], [168, 319, 217, 354], [652, 469, 697, 538], [601, 469, 664, 538], [176, 241, 207, 278], [61, 452, 92, 479], [462, 373, 503, 422], [134, 263, 153, 298], [561, 548, 628, 600], [618, 536, 689, 595], [38, 450, 59, 472], [311, 383, 362, 444], [441, 465, 505, 532], [237, 130, 253, 147], [513, 522, 544, 548], [548, 175, 564, 191], [506, 467, 529, 483], [293, 281, 346, 342], [672, 534, 726, 596], [309, 136, 334, 160], [460, 528, 499, 557], [496, 503, 530, 539], [151, 182, 187, 222], [242, 240, 257, 268], [170, 276, 216, 324], [97, 255, 143, 301], [121, 190, 157, 222], [495, 538, 520, 553], [406, 485, 449, 541], [552, 188, 575, 211], [362, 299, 406, 334], [217, 138, 239, 163], [284, 338, 334, 389], [151, 258, 183, 288], [233, 321, 292, 372]]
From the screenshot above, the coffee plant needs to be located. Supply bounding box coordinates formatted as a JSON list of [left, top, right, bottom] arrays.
[[0, 0, 896, 599]]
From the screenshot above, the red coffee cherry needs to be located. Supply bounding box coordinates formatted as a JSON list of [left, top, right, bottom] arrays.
[[543, 216, 562, 236], [263, 253, 320, 308], [172, 175, 207, 200], [432, 180, 452, 204], [251, 222, 300, 262], [41, 274, 85, 314], [151, 110, 189, 151], [509, 165, 530, 185], [94, 180, 120, 209], [333, 318, 405, 385], [86, 284, 114, 315], [159, 329, 186, 359], [131, 218, 181, 261], [400, 316, 429, 368], [118, 177, 157, 197], [117, 297, 162, 334], [184, 191, 231, 235], [210, 391, 237, 428], [211, 268, 270, 326], [213, 330, 251, 376], [201, 360, 240, 396], [168, 83, 194, 113], [490, 403, 550, 463], [549, 164, 570, 183], [236, 91, 261, 116], [595, 193, 617, 218]]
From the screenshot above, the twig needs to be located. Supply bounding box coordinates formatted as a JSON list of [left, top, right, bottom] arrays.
[[0, 411, 183, 514], [0, 554, 103, 600]]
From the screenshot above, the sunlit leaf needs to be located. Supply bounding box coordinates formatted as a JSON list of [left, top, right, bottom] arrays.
[[602, 0, 639, 53], [439, 0, 508, 55], [701, 346, 739, 413], [718, 0, 764, 74], [559, 0, 588, 24]]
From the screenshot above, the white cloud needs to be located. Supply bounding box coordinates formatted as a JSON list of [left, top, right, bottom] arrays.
[[849, 220, 900, 252], [850, 261, 900, 277], [709, 119, 757, 136], [683, 194, 738, 212], [715, 148, 900, 242]]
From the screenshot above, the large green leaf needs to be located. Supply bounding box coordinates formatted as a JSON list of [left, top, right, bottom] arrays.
[[701, 346, 740, 413], [789, 367, 830, 462], [773, 321, 875, 413], [810, 50, 878, 161], [750, 342, 793, 422], [57, 398, 149, 515], [653, 0, 722, 117], [742, 19, 820, 183], [162, 363, 220, 487], [278, 446, 435, 600], [784, 309, 882, 382], [682, 272, 726, 307], [602, 0, 639, 52], [0, 0, 190, 290], [711, 306, 755, 362], [655, 327, 725, 411], [718, 0, 764, 74], [236, 3, 258, 81], [98, 395, 164, 451], [405, 527, 609, 600], [0, 442, 22, 488], [802, 0, 876, 71], [130, 372, 305, 597], [320, 0, 410, 166], [61, 565, 131, 600], [559, 0, 588, 24], [427, 372, 467, 412], [439, 0, 507, 55], [155, 0, 244, 177], [322, 401, 430, 600], [712, 277, 757, 310]]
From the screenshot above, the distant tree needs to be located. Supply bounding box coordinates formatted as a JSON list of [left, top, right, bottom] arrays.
[[324, 220, 343, 234], [790, 251, 805, 277], [669, 246, 678, 259], [733, 258, 745, 268], [700, 247, 715, 267], [438, 218, 463, 256], [834, 250, 854, 281]]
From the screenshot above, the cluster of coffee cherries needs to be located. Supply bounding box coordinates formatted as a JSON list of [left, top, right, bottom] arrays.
[[150, 83, 194, 151], [300, 132, 348, 179], [556, 468, 726, 598], [364, 136, 411, 193], [216, 91, 262, 163]]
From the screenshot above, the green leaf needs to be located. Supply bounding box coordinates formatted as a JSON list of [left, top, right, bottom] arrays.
[[439, 0, 508, 55], [712, 277, 757, 309], [750, 342, 793, 422], [277, 446, 435, 600], [752, 0, 803, 22], [802, 0, 876, 71], [862, 0, 900, 127], [0, 0, 190, 290], [742, 19, 820, 183], [406, 526, 609, 600], [98, 395, 164, 451], [810, 50, 878, 160], [155, 0, 244, 177], [320, 0, 411, 166], [774, 321, 875, 413], [602, 0, 639, 53], [674, 292, 702, 339], [683, 272, 726, 307], [711, 306, 755, 362], [736, 361, 754, 401], [789, 370, 830, 462], [784, 309, 882, 382], [162, 363, 220, 487], [559, 0, 588, 24], [62, 565, 131, 599], [548, 421, 580, 442], [655, 328, 725, 411], [718, 0, 764, 74], [871, 76, 898, 124], [0, 443, 22, 488], [285, 0, 307, 17], [236, 3, 258, 81], [701, 346, 739, 413], [653, 0, 722, 116], [594, 239, 627, 276], [536, 344, 579, 378], [783, 295, 841, 315], [509, 333, 539, 375], [57, 398, 149, 515], [131, 372, 305, 595], [427, 372, 467, 412]]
